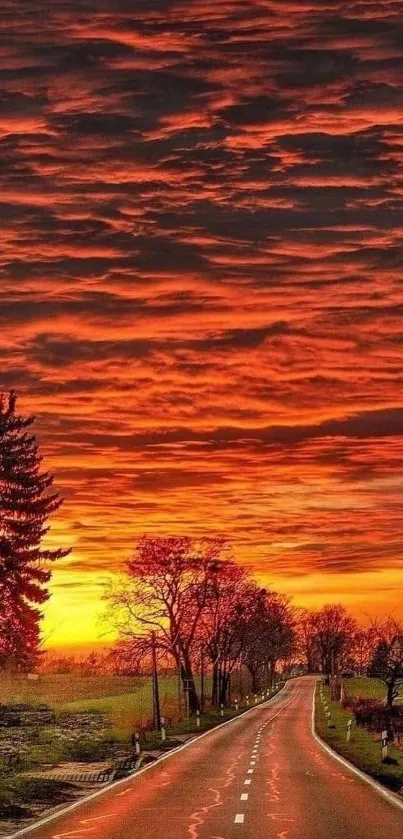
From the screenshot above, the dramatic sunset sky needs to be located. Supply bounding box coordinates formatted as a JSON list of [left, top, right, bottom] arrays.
[[1, 1, 403, 647]]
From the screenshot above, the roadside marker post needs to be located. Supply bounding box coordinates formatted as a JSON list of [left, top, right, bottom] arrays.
[[254, 694, 258, 704], [261, 692, 265, 702], [381, 730, 388, 760], [235, 699, 239, 712], [220, 703, 224, 717], [246, 695, 249, 707], [134, 732, 141, 756], [161, 717, 166, 742], [196, 709, 200, 728], [326, 710, 332, 728], [346, 719, 352, 743]]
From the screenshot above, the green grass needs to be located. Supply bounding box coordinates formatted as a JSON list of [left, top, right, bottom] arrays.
[[58, 680, 285, 740], [343, 677, 403, 702], [343, 677, 387, 701], [315, 683, 403, 793], [138, 682, 286, 748], [0, 674, 142, 705], [0, 670, 286, 744], [56, 676, 184, 738]]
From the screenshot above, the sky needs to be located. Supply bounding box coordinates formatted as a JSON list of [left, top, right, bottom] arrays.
[[1, 0, 403, 647]]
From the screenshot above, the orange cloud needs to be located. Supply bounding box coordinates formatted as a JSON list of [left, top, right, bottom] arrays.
[[0, 0, 403, 645]]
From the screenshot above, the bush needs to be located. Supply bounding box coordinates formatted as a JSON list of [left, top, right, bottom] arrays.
[[345, 696, 403, 740]]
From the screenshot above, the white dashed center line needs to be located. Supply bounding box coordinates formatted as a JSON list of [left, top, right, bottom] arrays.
[[247, 768, 254, 774], [244, 779, 252, 785], [234, 814, 245, 824], [241, 793, 249, 801]]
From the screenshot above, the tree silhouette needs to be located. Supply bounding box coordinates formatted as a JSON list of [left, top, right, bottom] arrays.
[[244, 590, 296, 691], [201, 560, 256, 706], [308, 604, 357, 677], [104, 535, 228, 712], [0, 391, 69, 670], [368, 619, 403, 709]]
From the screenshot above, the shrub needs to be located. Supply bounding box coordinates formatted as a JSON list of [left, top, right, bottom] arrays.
[[345, 696, 403, 740]]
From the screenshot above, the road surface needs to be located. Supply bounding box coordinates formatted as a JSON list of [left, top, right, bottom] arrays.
[[15, 676, 403, 839]]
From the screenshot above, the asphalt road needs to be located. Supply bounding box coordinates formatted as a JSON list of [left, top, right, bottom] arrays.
[[15, 676, 403, 839]]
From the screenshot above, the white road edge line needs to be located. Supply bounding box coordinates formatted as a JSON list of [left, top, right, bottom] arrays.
[[6, 683, 291, 839], [311, 681, 403, 815]]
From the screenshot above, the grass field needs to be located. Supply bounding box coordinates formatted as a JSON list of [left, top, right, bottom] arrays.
[[343, 677, 388, 700], [0, 674, 141, 705], [0, 672, 282, 739], [0, 673, 186, 738], [0, 673, 215, 738], [315, 683, 403, 793], [57, 676, 182, 737]]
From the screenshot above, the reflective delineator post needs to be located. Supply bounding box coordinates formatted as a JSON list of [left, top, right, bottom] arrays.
[[161, 716, 166, 742], [246, 695, 250, 707], [381, 730, 388, 760], [220, 703, 224, 717], [235, 698, 239, 712], [134, 732, 141, 756], [346, 719, 352, 743], [196, 709, 200, 728], [254, 694, 258, 704]]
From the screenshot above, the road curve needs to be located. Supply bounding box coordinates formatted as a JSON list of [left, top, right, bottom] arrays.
[[12, 676, 403, 839]]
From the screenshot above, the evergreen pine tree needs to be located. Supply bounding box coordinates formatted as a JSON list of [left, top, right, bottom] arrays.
[[0, 391, 69, 670], [368, 640, 389, 680]]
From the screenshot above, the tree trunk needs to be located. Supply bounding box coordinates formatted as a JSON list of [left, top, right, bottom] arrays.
[[181, 655, 199, 713], [219, 670, 229, 706], [250, 667, 259, 693], [212, 662, 219, 706], [386, 680, 395, 711]]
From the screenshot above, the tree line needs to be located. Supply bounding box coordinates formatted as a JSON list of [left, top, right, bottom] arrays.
[[103, 542, 403, 711], [1, 391, 403, 711]]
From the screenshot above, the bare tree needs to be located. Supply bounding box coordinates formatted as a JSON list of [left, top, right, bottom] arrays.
[[201, 560, 257, 706], [103, 535, 227, 713], [309, 604, 357, 677], [368, 618, 403, 709], [295, 609, 320, 673], [244, 591, 296, 691]]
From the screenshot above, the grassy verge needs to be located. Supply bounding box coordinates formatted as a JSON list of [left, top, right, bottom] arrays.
[[140, 685, 286, 748], [315, 683, 403, 793], [56, 676, 205, 737], [57, 679, 284, 740]]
